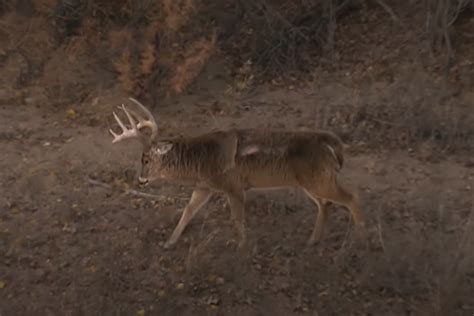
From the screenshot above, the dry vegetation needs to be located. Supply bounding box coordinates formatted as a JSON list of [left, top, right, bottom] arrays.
[[1, 0, 472, 102], [0, 0, 473, 315]]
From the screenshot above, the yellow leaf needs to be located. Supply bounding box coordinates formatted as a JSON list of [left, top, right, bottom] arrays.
[[10, 207, 21, 214], [136, 309, 145, 316], [157, 290, 166, 297], [0, 281, 5, 289], [87, 265, 97, 273], [176, 283, 184, 290], [207, 275, 216, 283], [66, 109, 77, 119]]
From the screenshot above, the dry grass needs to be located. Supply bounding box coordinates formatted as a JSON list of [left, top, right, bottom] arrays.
[[3, 0, 473, 102], [31, 0, 57, 15], [225, 0, 360, 76], [0, 0, 214, 100], [163, 0, 196, 32], [169, 31, 217, 94], [109, 29, 133, 51], [139, 21, 160, 76], [140, 43, 157, 76], [324, 70, 474, 156], [99, 0, 215, 98], [114, 50, 137, 93]]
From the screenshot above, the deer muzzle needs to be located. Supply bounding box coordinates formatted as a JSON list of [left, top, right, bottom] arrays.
[[138, 176, 149, 186]]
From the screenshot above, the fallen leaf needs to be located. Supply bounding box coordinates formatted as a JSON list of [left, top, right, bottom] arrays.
[[176, 282, 184, 290], [157, 290, 166, 297], [66, 109, 77, 119], [208, 275, 216, 283], [0, 281, 5, 289], [135, 309, 145, 316], [10, 207, 21, 214]]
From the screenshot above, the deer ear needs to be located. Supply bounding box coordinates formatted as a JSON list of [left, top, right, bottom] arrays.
[[154, 142, 173, 155]]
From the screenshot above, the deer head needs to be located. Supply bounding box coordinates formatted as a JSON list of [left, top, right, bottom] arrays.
[[109, 98, 173, 185]]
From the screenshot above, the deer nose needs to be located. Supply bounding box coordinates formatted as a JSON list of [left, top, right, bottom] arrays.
[[138, 177, 149, 186]]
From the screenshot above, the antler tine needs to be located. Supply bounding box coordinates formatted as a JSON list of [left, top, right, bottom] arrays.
[[124, 107, 147, 128], [128, 97, 158, 140], [109, 104, 142, 144], [121, 104, 137, 127]]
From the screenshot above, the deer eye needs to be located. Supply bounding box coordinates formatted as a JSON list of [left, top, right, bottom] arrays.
[[142, 156, 150, 165]]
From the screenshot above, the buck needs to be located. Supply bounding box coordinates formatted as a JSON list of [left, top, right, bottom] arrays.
[[109, 98, 366, 249]]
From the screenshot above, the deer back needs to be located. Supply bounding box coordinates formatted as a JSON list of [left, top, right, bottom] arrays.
[[155, 130, 238, 180]]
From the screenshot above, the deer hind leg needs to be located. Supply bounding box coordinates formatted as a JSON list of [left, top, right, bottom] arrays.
[[225, 190, 247, 248], [304, 178, 366, 242], [302, 191, 329, 245], [164, 188, 212, 249]]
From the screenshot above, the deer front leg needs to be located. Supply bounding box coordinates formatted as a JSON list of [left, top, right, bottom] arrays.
[[226, 190, 247, 248], [164, 188, 212, 249], [309, 179, 368, 248]]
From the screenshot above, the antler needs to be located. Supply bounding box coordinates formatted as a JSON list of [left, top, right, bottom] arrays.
[[128, 97, 158, 140], [109, 104, 142, 143], [109, 98, 158, 146]]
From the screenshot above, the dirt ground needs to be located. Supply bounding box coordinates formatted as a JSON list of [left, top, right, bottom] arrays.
[[1, 70, 474, 315], [1, 2, 474, 314]]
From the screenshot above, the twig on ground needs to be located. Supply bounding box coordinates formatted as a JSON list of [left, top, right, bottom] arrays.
[[87, 177, 162, 199], [375, 212, 386, 253]]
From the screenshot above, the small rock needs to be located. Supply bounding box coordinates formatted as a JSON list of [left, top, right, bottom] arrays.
[[24, 97, 37, 105], [206, 295, 220, 305], [215, 277, 225, 285]]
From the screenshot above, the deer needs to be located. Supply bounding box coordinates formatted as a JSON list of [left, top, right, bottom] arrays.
[[109, 98, 366, 249]]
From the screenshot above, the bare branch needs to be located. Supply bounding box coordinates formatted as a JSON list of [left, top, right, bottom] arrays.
[[374, 0, 403, 26]]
